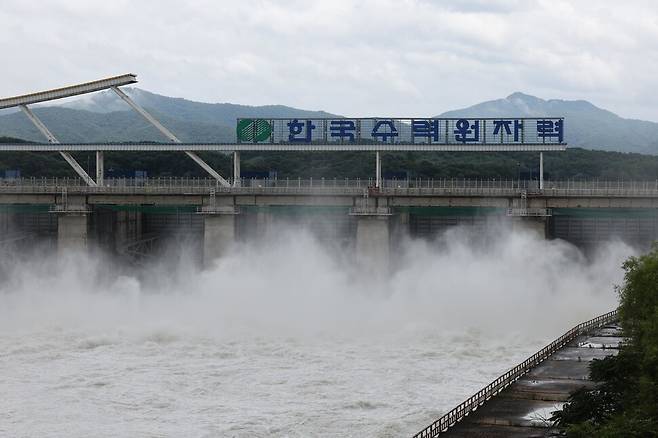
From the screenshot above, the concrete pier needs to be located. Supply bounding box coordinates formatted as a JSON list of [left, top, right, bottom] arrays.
[[202, 207, 238, 266], [57, 213, 89, 253], [353, 208, 391, 269]]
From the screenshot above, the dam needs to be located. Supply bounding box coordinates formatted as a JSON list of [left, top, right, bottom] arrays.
[[1, 177, 657, 265], [0, 74, 596, 264]]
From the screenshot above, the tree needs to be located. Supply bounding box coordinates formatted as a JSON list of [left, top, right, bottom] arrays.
[[555, 245, 658, 436]]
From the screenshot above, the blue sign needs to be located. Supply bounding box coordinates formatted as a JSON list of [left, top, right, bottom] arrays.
[[237, 118, 565, 145]]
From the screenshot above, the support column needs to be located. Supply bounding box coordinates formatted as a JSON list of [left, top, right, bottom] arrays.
[[355, 215, 390, 270], [233, 151, 241, 187], [52, 193, 91, 254], [57, 213, 89, 253], [351, 201, 391, 270], [200, 206, 238, 267], [96, 151, 104, 186], [539, 152, 544, 190], [375, 151, 382, 189]]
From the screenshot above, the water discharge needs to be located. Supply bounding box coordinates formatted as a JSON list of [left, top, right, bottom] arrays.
[[0, 226, 635, 437]]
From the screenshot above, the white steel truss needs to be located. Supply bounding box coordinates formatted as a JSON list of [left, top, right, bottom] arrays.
[[111, 87, 230, 187], [0, 143, 567, 152], [0, 74, 137, 109], [18, 105, 97, 187], [1, 74, 232, 187]]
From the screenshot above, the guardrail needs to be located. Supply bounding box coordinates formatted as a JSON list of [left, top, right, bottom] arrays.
[[0, 178, 657, 197], [349, 206, 392, 216], [411, 309, 619, 438], [506, 207, 553, 217]]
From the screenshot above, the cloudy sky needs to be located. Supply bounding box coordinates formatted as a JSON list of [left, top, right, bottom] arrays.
[[1, 0, 657, 120]]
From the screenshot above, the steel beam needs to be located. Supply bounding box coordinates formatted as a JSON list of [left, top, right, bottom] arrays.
[[96, 151, 104, 186], [375, 151, 382, 188], [183, 151, 230, 187], [57, 152, 97, 187], [233, 151, 241, 187], [19, 105, 58, 143], [0, 143, 568, 152], [1, 74, 137, 110], [540, 152, 544, 190], [111, 86, 179, 143], [19, 105, 97, 187], [111, 86, 231, 187]]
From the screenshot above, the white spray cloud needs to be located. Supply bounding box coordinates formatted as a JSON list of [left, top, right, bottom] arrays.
[[0, 226, 633, 339]]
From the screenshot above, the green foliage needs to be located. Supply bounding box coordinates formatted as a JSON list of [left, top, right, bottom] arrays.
[[3, 134, 658, 180], [556, 245, 658, 436], [619, 245, 658, 351]]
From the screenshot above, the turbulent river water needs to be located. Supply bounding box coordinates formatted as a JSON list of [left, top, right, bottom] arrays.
[[0, 228, 633, 437]]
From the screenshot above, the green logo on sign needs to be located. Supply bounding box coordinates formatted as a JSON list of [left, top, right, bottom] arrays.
[[237, 119, 272, 142]]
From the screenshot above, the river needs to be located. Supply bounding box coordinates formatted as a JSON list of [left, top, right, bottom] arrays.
[[0, 228, 631, 437]]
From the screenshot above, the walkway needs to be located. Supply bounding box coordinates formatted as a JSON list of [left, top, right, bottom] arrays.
[[412, 311, 621, 437]]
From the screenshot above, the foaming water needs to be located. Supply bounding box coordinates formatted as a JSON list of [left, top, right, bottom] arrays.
[[0, 227, 635, 437]]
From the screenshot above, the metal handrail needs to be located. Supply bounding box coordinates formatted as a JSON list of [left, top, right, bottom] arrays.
[[506, 207, 553, 217], [411, 309, 619, 438], [0, 178, 658, 197]]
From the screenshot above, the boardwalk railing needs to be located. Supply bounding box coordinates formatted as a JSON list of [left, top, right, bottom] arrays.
[[411, 309, 619, 438]]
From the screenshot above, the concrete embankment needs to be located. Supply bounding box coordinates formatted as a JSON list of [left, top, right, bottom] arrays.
[[444, 323, 622, 437]]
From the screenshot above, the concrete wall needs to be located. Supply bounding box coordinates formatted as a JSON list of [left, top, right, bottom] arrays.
[[550, 213, 658, 249]]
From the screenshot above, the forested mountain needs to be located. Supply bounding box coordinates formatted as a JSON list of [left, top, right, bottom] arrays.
[[0, 88, 335, 143], [439, 92, 658, 154], [2, 89, 658, 180], [1, 88, 657, 154]]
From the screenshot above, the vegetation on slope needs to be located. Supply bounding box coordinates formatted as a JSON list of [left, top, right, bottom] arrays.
[[554, 245, 658, 437]]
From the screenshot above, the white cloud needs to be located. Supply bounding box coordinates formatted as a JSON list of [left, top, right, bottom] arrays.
[[0, 0, 657, 120]]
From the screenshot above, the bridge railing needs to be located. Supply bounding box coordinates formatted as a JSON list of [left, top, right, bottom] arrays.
[[411, 309, 619, 438], [0, 177, 657, 197]]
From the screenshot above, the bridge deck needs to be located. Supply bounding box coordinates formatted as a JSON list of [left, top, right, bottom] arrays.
[[444, 323, 622, 437]]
